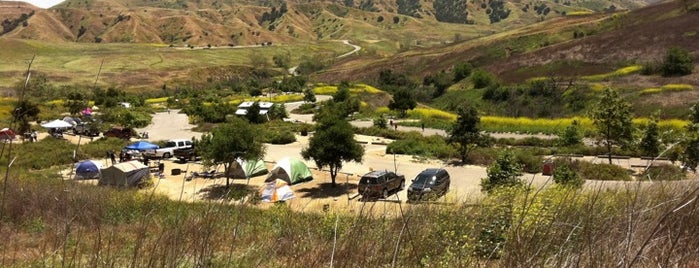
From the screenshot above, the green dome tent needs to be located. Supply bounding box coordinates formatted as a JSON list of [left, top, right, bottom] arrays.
[[265, 157, 313, 185], [226, 158, 268, 179]]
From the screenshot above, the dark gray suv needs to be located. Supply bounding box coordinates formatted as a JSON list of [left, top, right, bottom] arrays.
[[358, 170, 405, 199], [407, 168, 450, 201]]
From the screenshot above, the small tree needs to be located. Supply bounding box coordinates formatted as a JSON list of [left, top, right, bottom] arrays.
[[12, 100, 40, 134], [471, 69, 496, 89], [272, 52, 291, 70], [689, 102, 699, 124], [373, 115, 387, 129], [552, 161, 583, 188], [65, 91, 88, 115], [662, 47, 694, 77], [640, 114, 661, 157], [590, 88, 634, 164], [557, 120, 583, 146], [388, 87, 417, 118], [302, 112, 364, 187], [481, 150, 523, 193], [453, 62, 473, 82], [245, 102, 264, 124], [449, 106, 484, 163], [679, 124, 699, 173], [333, 81, 351, 102], [198, 118, 265, 187], [303, 88, 316, 103]]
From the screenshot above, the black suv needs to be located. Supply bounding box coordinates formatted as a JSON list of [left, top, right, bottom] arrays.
[[407, 168, 450, 201], [358, 170, 405, 199]]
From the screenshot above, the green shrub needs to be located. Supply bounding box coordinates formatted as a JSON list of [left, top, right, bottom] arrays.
[[641, 61, 661, 75], [640, 164, 686, 181], [662, 47, 694, 77], [471, 69, 496, 89], [386, 133, 456, 159], [495, 137, 556, 147], [354, 126, 409, 140], [373, 116, 388, 129], [551, 160, 583, 187], [292, 103, 316, 114], [481, 150, 524, 193], [512, 149, 544, 173], [261, 128, 296, 144], [570, 160, 631, 181]]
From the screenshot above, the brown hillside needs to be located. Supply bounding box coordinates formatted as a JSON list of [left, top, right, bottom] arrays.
[[0, 1, 38, 19], [489, 0, 699, 80], [1, 0, 656, 46]]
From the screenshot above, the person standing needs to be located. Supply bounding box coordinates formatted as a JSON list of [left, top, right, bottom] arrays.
[[109, 150, 116, 165]]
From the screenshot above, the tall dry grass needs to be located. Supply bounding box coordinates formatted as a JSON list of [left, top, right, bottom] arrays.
[[3, 169, 699, 267]]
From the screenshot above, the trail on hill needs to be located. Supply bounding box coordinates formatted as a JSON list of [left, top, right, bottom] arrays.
[[288, 40, 361, 75]]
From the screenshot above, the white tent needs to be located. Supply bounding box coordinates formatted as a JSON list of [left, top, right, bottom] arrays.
[[260, 179, 295, 202], [41, 119, 73, 129]]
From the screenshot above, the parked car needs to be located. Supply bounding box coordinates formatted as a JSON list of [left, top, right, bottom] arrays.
[[73, 123, 100, 137], [143, 139, 193, 159], [358, 170, 405, 199], [103, 127, 135, 139], [407, 168, 450, 201], [174, 146, 199, 162]]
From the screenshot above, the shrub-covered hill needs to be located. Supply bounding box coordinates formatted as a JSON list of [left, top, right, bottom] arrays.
[[316, 0, 698, 86]]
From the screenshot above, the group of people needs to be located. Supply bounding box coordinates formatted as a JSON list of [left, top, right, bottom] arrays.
[[48, 128, 64, 138], [106, 150, 133, 165], [25, 130, 38, 142], [108, 150, 155, 168]]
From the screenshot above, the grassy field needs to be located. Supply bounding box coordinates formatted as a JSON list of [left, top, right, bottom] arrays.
[[0, 38, 351, 91]]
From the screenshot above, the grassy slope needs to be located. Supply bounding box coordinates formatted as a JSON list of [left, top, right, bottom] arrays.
[[0, 38, 351, 91]]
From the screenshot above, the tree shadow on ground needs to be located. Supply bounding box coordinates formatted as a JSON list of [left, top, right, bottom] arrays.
[[447, 160, 468, 166], [296, 182, 358, 198], [198, 183, 257, 201], [357, 188, 404, 203]]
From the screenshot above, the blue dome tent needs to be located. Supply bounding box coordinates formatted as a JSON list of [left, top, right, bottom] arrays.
[[75, 160, 103, 180]]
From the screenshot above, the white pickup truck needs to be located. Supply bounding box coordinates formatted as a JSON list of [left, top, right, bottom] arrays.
[[144, 139, 193, 159]]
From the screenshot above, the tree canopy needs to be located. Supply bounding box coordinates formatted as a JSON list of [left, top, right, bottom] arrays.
[[448, 105, 486, 163], [590, 88, 634, 164], [388, 87, 417, 118], [481, 150, 523, 193], [302, 113, 363, 187], [198, 118, 266, 187], [662, 47, 694, 77]]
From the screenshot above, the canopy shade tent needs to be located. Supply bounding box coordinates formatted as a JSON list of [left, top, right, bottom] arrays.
[[41, 119, 73, 129], [0, 128, 16, 140], [265, 157, 313, 185], [75, 160, 103, 180], [260, 179, 295, 202], [226, 158, 268, 179], [125, 141, 159, 151], [99, 161, 150, 187], [81, 107, 93, 116]]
